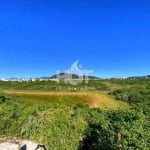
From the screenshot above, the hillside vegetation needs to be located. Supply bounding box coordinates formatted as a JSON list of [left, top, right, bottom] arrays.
[[0, 78, 150, 149]]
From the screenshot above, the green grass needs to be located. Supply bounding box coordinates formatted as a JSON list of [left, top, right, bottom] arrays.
[[0, 77, 150, 149], [15, 94, 90, 106], [0, 94, 149, 150]]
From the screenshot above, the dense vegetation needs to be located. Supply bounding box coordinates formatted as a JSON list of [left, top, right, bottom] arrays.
[[0, 78, 150, 149], [0, 80, 108, 91]]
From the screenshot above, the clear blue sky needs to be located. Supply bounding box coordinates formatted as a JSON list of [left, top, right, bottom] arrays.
[[0, 0, 150, 78]]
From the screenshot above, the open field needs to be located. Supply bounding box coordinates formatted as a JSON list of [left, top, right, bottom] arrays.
[[0, 78, 150, 149], [1, 90, 129, 109]]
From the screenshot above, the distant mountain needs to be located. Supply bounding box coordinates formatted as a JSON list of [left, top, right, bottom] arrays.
[[50, 73, 100, 80], [2, 74, 149, 82], [127, 75, 150, 79]]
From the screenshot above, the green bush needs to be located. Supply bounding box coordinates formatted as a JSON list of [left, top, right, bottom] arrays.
[[0, 95, 6, 103]]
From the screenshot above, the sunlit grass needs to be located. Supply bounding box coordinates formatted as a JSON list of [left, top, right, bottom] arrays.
[[2, 90, 129, 109]]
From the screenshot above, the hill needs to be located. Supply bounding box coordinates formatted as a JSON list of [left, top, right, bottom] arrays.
[[50, 73, 101, 80]]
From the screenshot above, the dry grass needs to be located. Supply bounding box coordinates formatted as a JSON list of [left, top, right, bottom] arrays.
[[1, 90, 129, 109], [88, 93, 128, 109]]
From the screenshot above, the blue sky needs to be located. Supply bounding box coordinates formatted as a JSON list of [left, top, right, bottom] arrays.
[[0, 0, 150, 78]]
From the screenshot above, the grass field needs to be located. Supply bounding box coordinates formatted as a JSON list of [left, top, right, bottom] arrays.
[[1, 90, 129, 109], [0, 79, 149, 149]]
